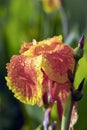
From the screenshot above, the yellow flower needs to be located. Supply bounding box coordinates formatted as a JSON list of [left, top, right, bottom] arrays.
[[42, 0, 61, 13]]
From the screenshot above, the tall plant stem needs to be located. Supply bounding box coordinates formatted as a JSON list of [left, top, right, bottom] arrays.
[[61, 93, 74, 130], [59, 6, 68, 39]]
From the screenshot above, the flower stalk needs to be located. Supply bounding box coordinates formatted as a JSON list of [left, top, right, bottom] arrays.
[[61, 92, 74, 130]]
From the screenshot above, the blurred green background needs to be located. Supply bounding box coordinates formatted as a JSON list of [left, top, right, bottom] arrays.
[[0, 0, 87, 130]]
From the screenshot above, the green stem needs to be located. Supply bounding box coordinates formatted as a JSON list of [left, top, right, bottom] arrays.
[[61, 93, 74, 130], [59, 6, 68, 39]]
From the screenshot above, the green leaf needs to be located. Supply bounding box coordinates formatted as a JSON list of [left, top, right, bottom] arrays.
[[75, 80, 87, 130], [51, 102, 58, 121], [21, 104, 44, 130], [24, 104, 44, 123], [35, 124, 43, 130], [74, 56, 87, 89]]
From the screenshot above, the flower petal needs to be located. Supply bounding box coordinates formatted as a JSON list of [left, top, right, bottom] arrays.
[[20, 42, 33, 54], [42, 44, 75, 83], [22, 35, 62, 57], [6, 55, 43, 105]]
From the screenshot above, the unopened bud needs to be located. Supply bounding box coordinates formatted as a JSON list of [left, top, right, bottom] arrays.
[[74, 47, 83, 60], [78, 34, 84, 49], [43, 108, 51, 128], [74, 34, 84, 60]]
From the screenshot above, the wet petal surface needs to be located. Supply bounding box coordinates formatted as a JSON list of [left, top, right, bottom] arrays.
[[6, 55, 43, 105]]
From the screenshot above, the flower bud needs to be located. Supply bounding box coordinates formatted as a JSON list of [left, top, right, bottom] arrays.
[[78, 34, 84, 49], [74, 34, 84, 60]]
